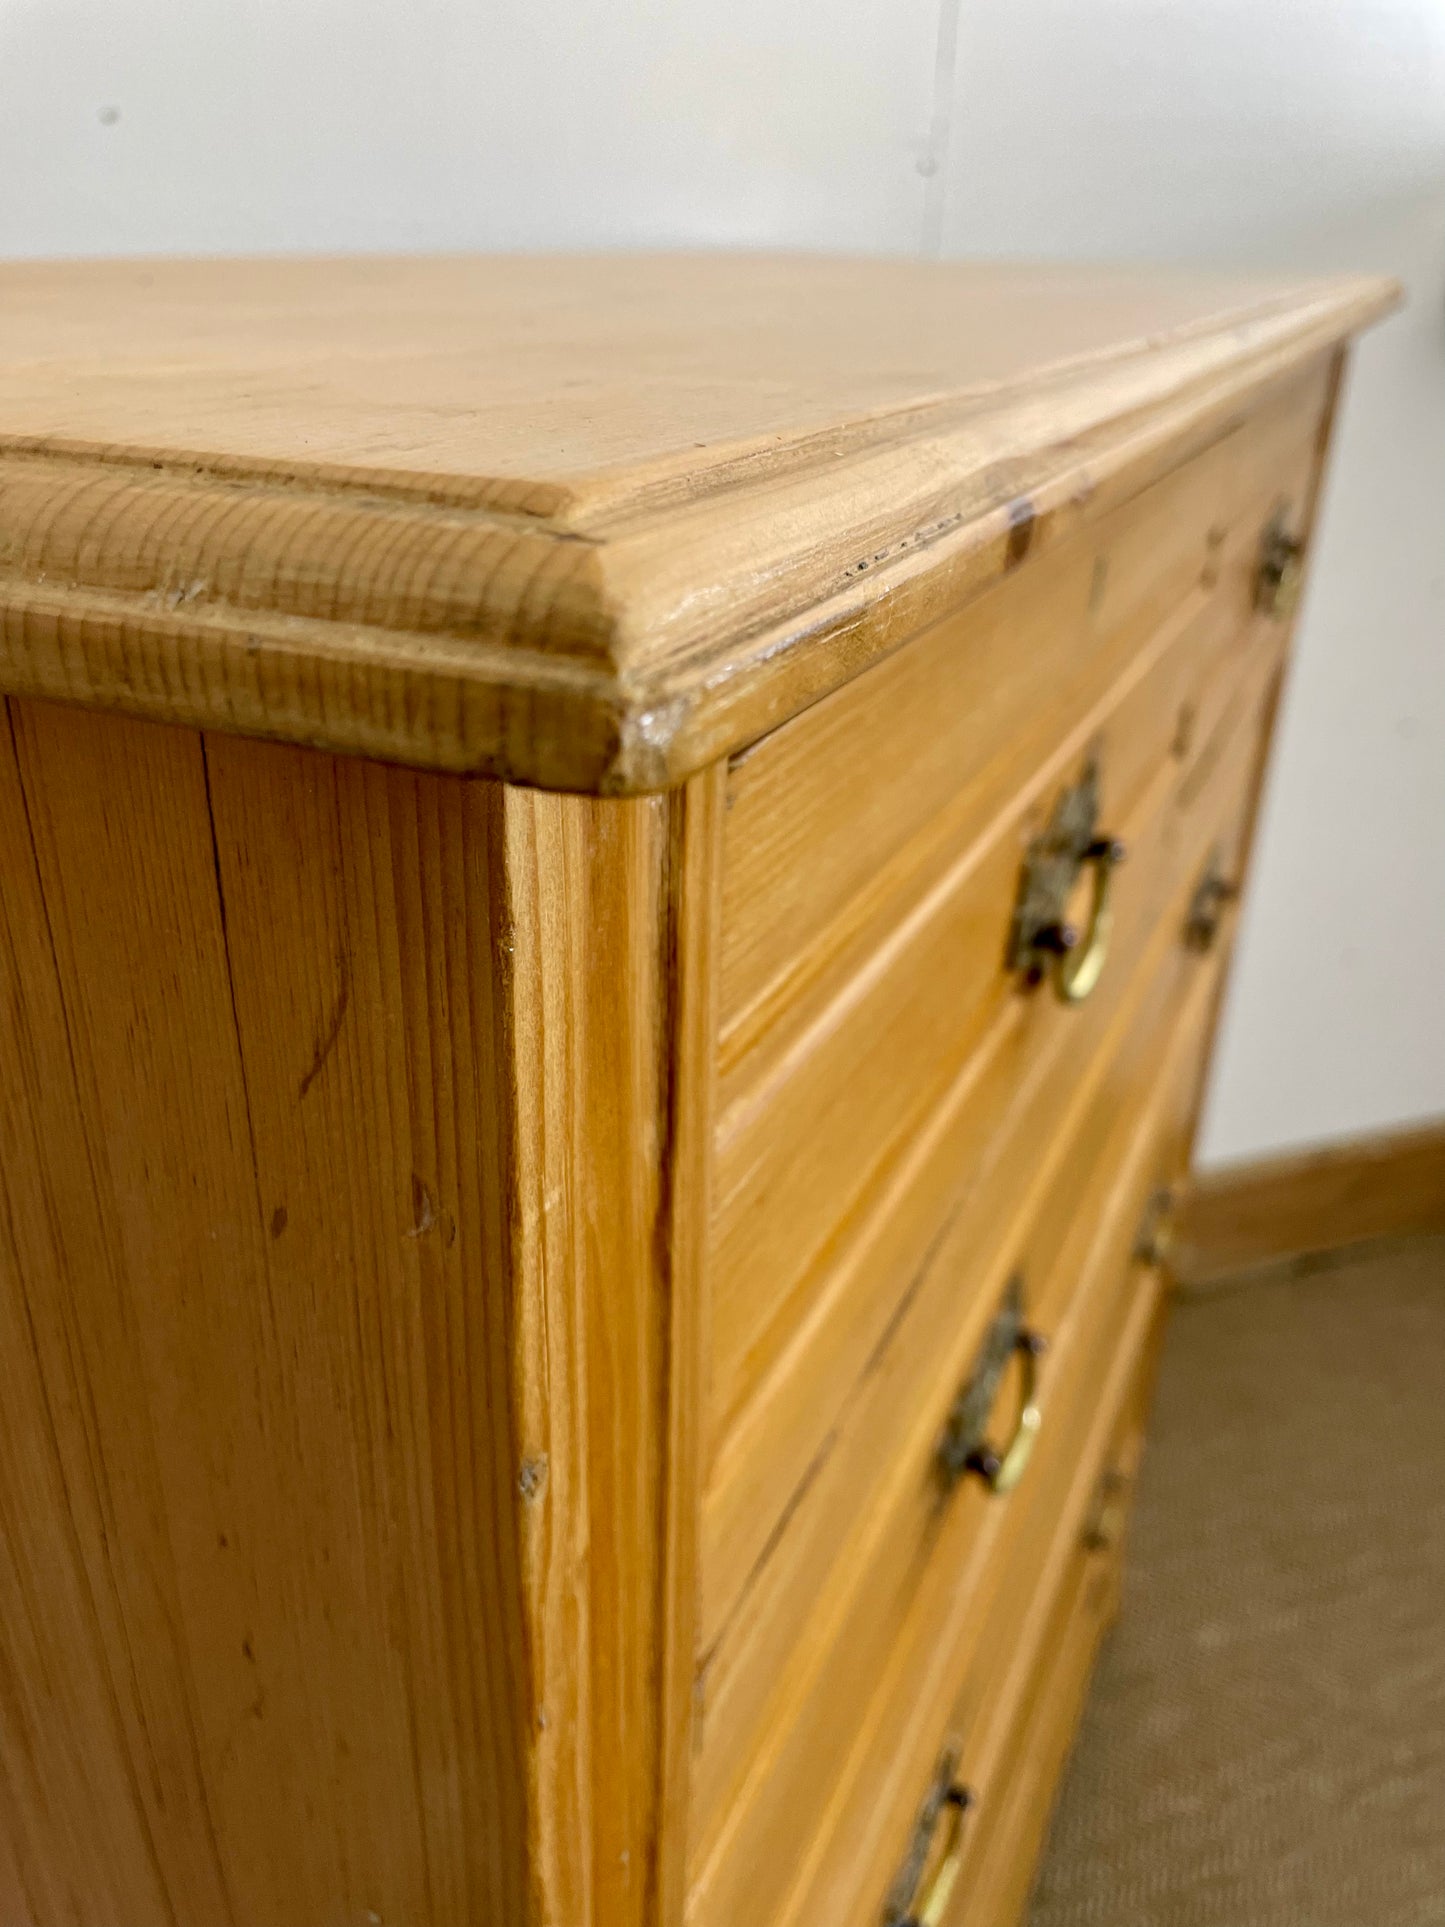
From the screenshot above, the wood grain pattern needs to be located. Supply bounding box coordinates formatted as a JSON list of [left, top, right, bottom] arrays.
[[946, 1335, 1150, 1927], [0, 266, 1391, 1927], [685, 658, 1268, 1913], [0, 703, 719, 1927], [693, 354, 1337, 1770], [780, 934, 1220, 1927], [697, 932, 1220, 1927], [497, 772, 719, 1927], [0, 257, 1396, 790], [710, 584, 1237, 1431], [717, 360, 1329, 1050], [0, 704, 254, 1927], [703, 515, 1301, 1641], [1167, 343, 1350, 1189]]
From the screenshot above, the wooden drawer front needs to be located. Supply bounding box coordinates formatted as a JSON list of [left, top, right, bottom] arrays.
[[705, 370, 1327, 1523], [702, 586, 1284, 1662], [942, 1310, 1158, 1927], [685, 703, 1260, 1927], [758, 948, 1219, 1927], [717, 359, 1328, 1062], [880, 1311, 1155, 1927], [689, 924, 1225, 1919]]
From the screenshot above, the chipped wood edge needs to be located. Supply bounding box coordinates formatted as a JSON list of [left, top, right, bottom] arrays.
[[0, 281, 1399, 792]]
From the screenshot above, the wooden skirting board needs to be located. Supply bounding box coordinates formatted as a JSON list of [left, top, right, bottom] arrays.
[[1178, 1120, 1445, 1282]]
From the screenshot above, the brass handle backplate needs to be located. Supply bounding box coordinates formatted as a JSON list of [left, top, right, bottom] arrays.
[[1133, 1186, 1177, 1269], [882, 1749, 974, 1927], [1184, 850, 1239, 953], [1008, 758, 1125, 1004], [1083, 1466, 1132, 1553], [1256, 506, 1304, 619], [938, 1275, 1046, 1496]]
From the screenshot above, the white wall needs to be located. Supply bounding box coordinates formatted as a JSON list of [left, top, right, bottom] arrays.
[[939, 0, 1445, 1164], [0, 0, 943, 256], [3, 0, 1441, 1165]]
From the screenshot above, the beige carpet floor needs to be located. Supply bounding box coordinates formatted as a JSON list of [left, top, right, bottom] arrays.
[[1027, 1235, 1445, 1927]]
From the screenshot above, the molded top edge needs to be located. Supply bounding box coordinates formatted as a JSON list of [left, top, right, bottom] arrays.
[[0, 254, 1400, 790]]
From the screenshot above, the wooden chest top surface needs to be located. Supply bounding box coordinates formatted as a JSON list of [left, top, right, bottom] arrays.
[[0, 254, 1395, 790], [0, 255, 1389, 486]]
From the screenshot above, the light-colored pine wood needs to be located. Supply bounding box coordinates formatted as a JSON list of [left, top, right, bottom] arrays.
[[698, 351, 1336, 1686], [711, 580, 1249, 1406], [0, 705, 261, 1927], [702, 937, 1217, 1927], [684, 661, 1268, 1913], [947, 1369, 1143, 1927], [0, 256, 1395, 791], [784, 774, 1249, 1927], [1167, 344, 1351, 1181], [776, 922, 1220, 1927], [708, 351, 1329, 1392], [703, 552, 1295, 1645], [0, 261, 1391, 1927], [494, 771, 719, 1927], [684, 330, 1353, 1927], [1179, 1121, 1445, 1281], [718, 361, 1329, 1051], [0, 702, 719, 1927]]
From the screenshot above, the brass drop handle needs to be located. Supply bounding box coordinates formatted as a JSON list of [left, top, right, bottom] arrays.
[[1256, 508, 1304, 619], [1009, 756, 1126, 1005], [938, 1276, 1047, 1496], [883, 1752, 975, 1927], [965, 1330, 1045, 1494], [1184, 854, 1239, 953], [899, 1783, 970, 1927], [1048, 835, 1126, 1004]]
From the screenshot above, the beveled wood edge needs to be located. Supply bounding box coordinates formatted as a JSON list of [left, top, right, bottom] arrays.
[[653, 764, 726, 1927], [498, 768, 724, 1927], [1177, 1119, 1445, 1282], [0, 280, 1397, 793]]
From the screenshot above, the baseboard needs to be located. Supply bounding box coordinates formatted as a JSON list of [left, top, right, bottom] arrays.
[[1178, 1119, 1445, 1282]]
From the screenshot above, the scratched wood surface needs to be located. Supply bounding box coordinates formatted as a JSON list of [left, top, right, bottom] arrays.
[[685, 642, 1277, 1922], [0, 256, 1395, 789], [683, 344, 1354, 1927], [0, 262, 1392, 1927], [0, 702, 717, 1927], [715, 358, 1330, 1055], [699, 365, 1329, 1663]]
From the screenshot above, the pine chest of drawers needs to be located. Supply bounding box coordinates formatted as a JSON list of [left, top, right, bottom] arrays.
[[0, 255, 1394, 1927]]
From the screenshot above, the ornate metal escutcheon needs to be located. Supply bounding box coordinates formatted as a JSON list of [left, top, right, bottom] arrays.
[[1133, 1186, 1177, 1269], [1082, 1464, 1132, 1554], [1008, 758, 1126, 1003]]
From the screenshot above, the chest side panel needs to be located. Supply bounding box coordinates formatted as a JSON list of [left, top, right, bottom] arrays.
[[0, 702, 536, 1925]]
